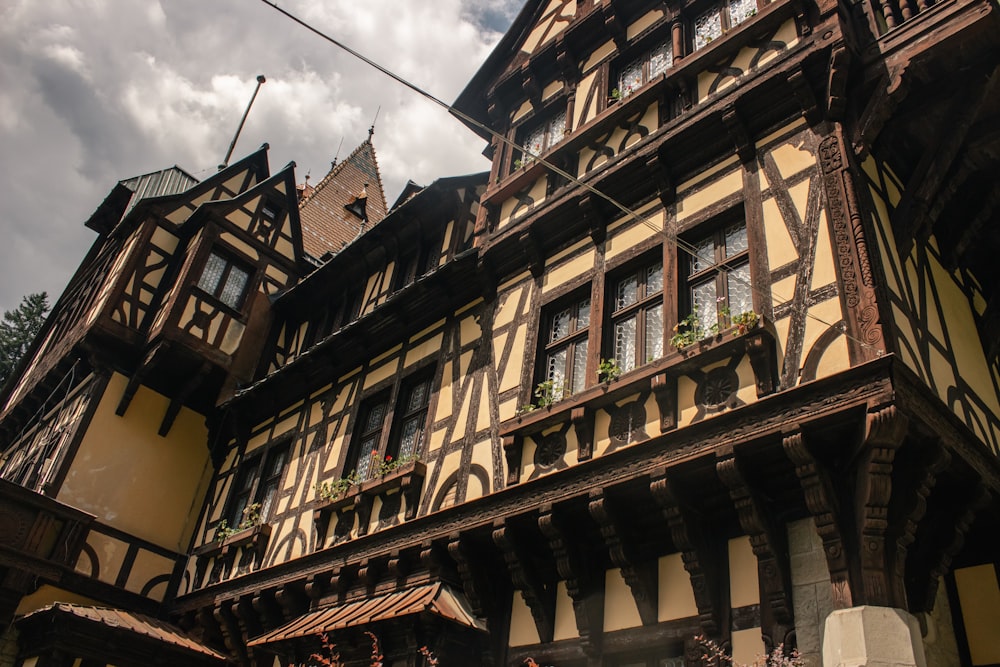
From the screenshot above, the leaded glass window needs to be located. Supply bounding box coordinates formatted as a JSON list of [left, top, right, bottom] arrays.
[[694, 0, 760, 51], [685, 219, 753, 333], [611, 259, 665, 372], [616, 42, 673, 98], [197, 251, 251, 310], [542, 294, 591, 396], [518, 109, 567, 167]]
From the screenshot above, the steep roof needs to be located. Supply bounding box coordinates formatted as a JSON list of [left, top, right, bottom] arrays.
[[297, 139, 389, 260]]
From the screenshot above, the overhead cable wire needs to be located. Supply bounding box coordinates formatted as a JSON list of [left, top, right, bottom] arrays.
[[257, 0, 872, 352]]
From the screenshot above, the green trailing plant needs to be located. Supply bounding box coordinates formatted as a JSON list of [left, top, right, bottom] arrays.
[[513, 158, 524, 170], [215, 502, 262, 541], [670, 308, 707, 349], [533, 379, 567, 408], [597, 357, 622, 382], [316, 472, 359, 501], [730, 310, 759, 336], [374, 451, 418, 478]]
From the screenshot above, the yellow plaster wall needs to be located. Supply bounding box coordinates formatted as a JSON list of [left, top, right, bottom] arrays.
[[604, 568, 642, 631], [553, 581, 580, 641], [953, 564, 1000, 665], [124, 549, 176, 601], [543, 248, 595, 293], [606, 210, 663, 261], [574, 71, 600, 130], [732, 628, 765, 666], [509, 593, 542, 646], [56, 372, 212, 552], [676, 168, 742, 222], [15, 586, 100, 616], [363, 357, 401, 390], [404, 333, 443, 368], [659, 553, 698, 621], [729, 536, 760, 607], [627, 9, 664, 38]]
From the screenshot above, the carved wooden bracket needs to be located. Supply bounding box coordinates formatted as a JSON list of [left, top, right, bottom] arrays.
[[538, 504, 603, 655], [235, 595, 264, 647], [650, 372, 677, 431], [852, 64, 908, 157], [504, 435, 523, 485], [889, 443, 949, 609], [588, 489, 658, 626], [646, 153, 676, 207], [826, 45, 851, 121], [161, 360, 212, 436], [520, 228, 545, 278], [493, 518, 556, 643], [116, 344, 163, 416], [579, 194, 608, 245], [782, 428, 852, 609], [555, 34, 580, 83], [522, 63, 542, 107], [274, 581, 309, 621], [252, 589, 285, 628], [649, 469, 722, 635], [743, 328, 778, 397], [716, 453, 794, 632], [856, 403, 907, 606], [787, 67, 820, 126], [213, 601, 248, 664], [571, 407, 594, 461], [601, 0, 626, 49], [448, 532, 490, 617], [722, 104, 755, 163]]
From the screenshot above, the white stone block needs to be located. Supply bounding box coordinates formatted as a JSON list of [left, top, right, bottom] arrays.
[[822, 606, 927, 667]]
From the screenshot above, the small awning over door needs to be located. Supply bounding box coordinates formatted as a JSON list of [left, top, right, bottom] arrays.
[[247, 582, 486, 647]]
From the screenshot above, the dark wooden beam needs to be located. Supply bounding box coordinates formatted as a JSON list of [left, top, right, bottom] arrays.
[[649, 469, 723, 637], [493, 518, 556, 643], [538, 503, 604, 655], [588, 489, 659, 626]]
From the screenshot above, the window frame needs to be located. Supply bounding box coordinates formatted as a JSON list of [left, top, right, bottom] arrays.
[[691, 0, 761, 51], [195, 249, 253, 311], [607, 253, 666, 373], [345, 368, 436, 481], [511, 102, 569, 174], [614, 39, 674, 99], [538, 291, 593, 398], [222, 441, 289, 530], [680, 213, 753, 334]]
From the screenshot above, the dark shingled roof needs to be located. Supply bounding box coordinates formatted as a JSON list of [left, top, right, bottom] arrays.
[[297, 140, 388, 260]]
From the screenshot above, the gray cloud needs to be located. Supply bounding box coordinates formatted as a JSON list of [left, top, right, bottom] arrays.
[[0, 0, 523, 311]]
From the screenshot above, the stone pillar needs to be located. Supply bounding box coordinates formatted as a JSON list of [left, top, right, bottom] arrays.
[[822, 606, 926, 667]]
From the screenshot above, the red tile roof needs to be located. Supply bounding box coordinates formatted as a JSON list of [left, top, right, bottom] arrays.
[[298, 140, 388, 259], [247, 582, 485, 647], [20, 603, 227, 661]]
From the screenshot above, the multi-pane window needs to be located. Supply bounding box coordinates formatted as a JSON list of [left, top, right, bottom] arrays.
[[520, 109, 567, 164], [542, 295, 591, 396], [225, 444, 288, 529], [348, 395, 390, 481], [617, 41, 673, 98], [693, 0, 759, 50], [346, 372, 434, 481], [197, 251, 251, 310], [686, 220, 752, 334], [391, 376, 432, 461], [611, 260, 665, 373]]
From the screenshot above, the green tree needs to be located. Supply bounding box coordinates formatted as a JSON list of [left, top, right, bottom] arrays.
[[0, 292, 50, 387]]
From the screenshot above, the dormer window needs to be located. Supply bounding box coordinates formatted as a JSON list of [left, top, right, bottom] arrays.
[[693, 0, 759, 50], [616, 41, 673, 98], [197, 251, 251, 310]]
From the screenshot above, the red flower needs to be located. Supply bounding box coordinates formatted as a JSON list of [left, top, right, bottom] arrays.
[[385, 455, 393, 462]]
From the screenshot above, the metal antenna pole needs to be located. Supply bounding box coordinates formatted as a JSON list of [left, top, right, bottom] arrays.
[[219, 75, 266, 170]]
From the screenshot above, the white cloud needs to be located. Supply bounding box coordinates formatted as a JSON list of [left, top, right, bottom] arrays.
[[0, 0, 517, 312]]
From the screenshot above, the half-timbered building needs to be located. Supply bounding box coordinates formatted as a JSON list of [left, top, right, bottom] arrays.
[[2, 0, 1000, 665]]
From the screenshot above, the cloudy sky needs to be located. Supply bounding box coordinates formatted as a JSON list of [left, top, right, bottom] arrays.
[[0, 0, 523, 312]]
